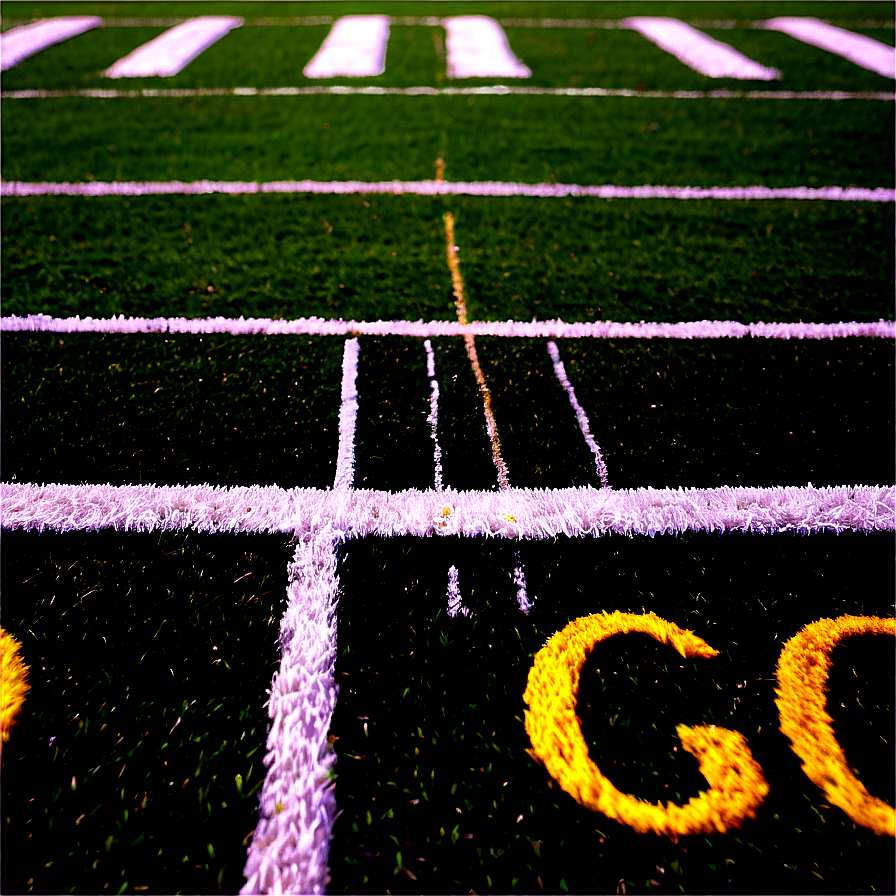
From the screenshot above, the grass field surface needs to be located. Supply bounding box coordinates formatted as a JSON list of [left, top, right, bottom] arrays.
[[1, 2, 894, 894]]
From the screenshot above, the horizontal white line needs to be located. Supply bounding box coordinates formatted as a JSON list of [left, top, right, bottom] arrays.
[[3, 315, 893, 340], [3, 180, 892, 202], [3, 85, 892, 100], [2, 483, 892, 537]]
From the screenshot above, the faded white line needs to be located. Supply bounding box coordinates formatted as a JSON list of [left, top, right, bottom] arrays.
[[623, 16, 781, 79], [1, 16, 101, 70], [105, 16, 243, 78], [303, 15, 389, 79], [765, 17, 895, 79], [423, 339, 444, 492]]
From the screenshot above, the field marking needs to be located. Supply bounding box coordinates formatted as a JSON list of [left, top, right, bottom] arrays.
[[104, 16, 243, 79], [240, 534, 339, 896], [303, 15, 389, 79], [5, 180, 891, 201], [0, 16, 101, 71], [444, 16, 531, 79], [423, 340, 444, 492], [3, 483, 893, 536], [547, 341, 610, 489], [4, 315, 893, 340], [623, 17, 781, 80], [765, 17, 896, 79], [446, 565, 471, 617], [4, 86, 892, 100], [334, 338, 360, 491]]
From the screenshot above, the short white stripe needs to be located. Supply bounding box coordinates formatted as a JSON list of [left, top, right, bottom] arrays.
[[0, 16, 101, 71], [443, 16, 531, 79], [104, 16, 243, 78], [423, 340, 444, 492], [623, 17, 781, 80], [547, 340, 610, 489], [3, 483, 892, 536], [4, 86, 892, 100], [4, 181, 891, 202], [4, 315, 893, 340], [334, 338, 360, 490], [764, 17, 896, 79], [303, 15, 390, 79]]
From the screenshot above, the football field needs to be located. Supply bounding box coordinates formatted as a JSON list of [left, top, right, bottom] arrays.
[[1, 3, 894, 894]]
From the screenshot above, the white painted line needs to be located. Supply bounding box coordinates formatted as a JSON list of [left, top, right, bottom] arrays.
[[4, 86, 892, 100], [3, 483, 893, 537], [547, 340, 610, 489], [764, 17, 896, 79], [443, 16, 531, 79], [104, 16, 243, 78], [4, 180, 892, 202], [4, 315, 893, 340], [240, 534, 339, 895], [334, 338, 360, 490], [423, 340, 444, 491], [446, 565, 471, 617], [303, 15, 390, 79], [1, 16, 101, 71], [623, 17, 781, 80], [512, 550, 534, 614]]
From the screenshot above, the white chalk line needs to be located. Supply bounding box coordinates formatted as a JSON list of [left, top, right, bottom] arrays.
[[423, 339, 444, 492], [4, 316, 893, 340], [3, 181, 891, 201], [3, 86, 892, 100], [334, 338, 360, 490]]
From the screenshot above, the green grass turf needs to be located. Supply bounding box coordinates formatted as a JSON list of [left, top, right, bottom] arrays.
[[0, 528, 290, 895], [327, 531, 895, 895], [1, 96, 892, 187], [2, 333, 345, 487], [2, 197, 892, 323]]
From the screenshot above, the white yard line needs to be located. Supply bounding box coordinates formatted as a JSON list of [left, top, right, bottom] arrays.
[[4, 315, 893, 340], [104, 16, 243, 78], [3, 86, 892, 99], [0, 16, 101, 71], [240, 533, 340, 896], [443, 16, 531, 79], [623, 17, 781, 80], [547, 340, 610, 489], [303, 15, 390, 79], [5, 180, 891, 201], [334, 338, 360, 491], [3, 483, 893, 537], [764, 17, 895, 79], [423, 339, 444, 492]]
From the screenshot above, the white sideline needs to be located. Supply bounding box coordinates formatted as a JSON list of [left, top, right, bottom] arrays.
[[4, 180, 892, 201], [0, 16, 101, 71], [334, 339, 360, 491], [3, 483, 893, 537], [303, 15, 389, 79], [765, 17, 896, 79], [240, 534, 339, 896], [104, 16, 243, 78], [547, 341, 610, 489], [3, 86, 893, 99], [623, 17, 781, 80], [4, 315, 893, 340], [443, 16, 531, 79]]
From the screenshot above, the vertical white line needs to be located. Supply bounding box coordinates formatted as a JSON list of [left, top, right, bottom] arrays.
[[241, 534, 340, 896], [446, 564, 471, 617], [104, 16, 243, 78], [334, 338, 360, 491], [623, 17, 781, 79], [423, 339, 444, 491], [303, 15, 390, 78], [547, 340, 610, 489], [764, 17, 896, 78], [1, 16, 102, 71]]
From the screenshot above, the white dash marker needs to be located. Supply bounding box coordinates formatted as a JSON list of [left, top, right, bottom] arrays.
[[443, 16, 532, 79], [1, 17, 102, 71], [303, 15, 390, 78], [623, 17, 781, 80], [104, 16, 243, 78], [334, 337, 360, 490], [764, 18, 895, 79]]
